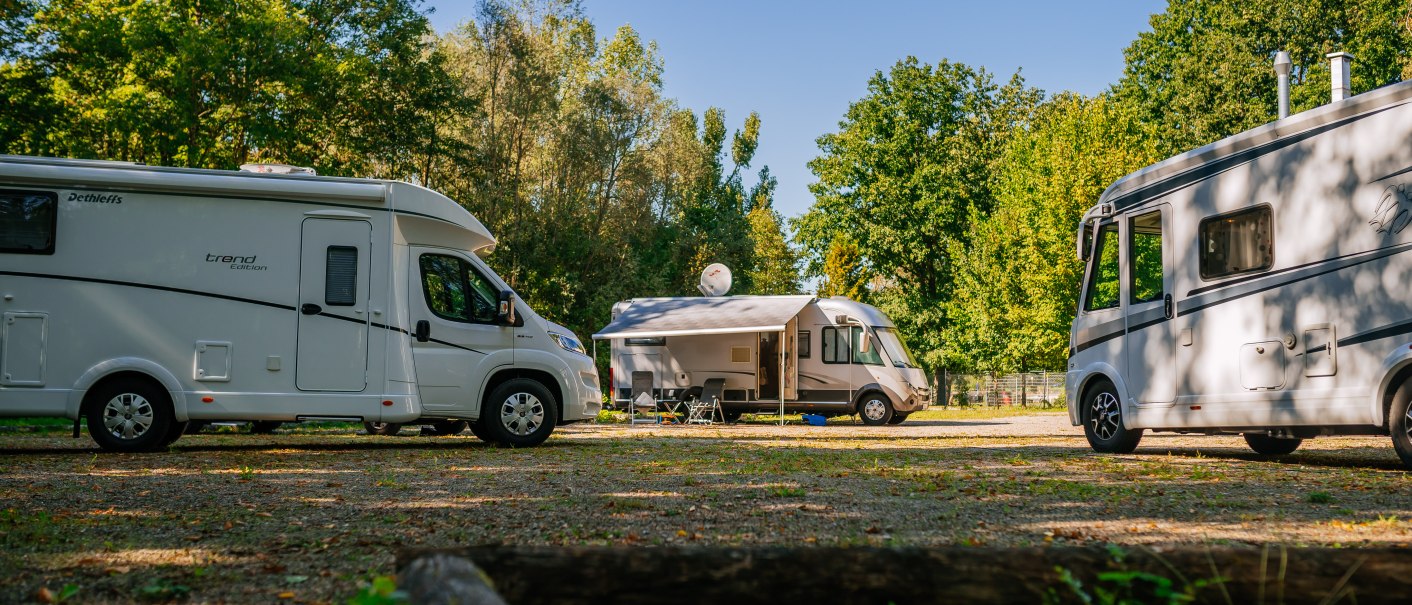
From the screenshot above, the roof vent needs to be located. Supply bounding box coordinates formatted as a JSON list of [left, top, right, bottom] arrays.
[[239, 163, 317, 176], [1327, 52, 1353, 102], [1273, 50, 1291, 119]]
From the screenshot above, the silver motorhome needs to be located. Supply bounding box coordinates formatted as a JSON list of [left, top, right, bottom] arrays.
[[1065, 71, 1412, 466], [595, 296, 929, 424], [0, 156, 600, 451]]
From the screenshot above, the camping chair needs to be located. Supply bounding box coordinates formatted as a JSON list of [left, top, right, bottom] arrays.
[[686, 378, 725, 425]]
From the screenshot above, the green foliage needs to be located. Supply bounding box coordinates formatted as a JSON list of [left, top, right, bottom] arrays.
[[348, 575, 407, 605]]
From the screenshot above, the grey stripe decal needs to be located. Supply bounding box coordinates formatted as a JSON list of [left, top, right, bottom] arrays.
[[1074, 317, 1126, 353], [1179, 243, 1412, 316]]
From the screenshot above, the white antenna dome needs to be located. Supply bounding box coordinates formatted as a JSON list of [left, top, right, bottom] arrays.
[[240, 163, 317, 176], [698, 263, 732, 296]]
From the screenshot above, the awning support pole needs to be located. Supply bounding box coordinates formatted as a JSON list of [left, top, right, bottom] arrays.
[[779, 329, 785, 426]]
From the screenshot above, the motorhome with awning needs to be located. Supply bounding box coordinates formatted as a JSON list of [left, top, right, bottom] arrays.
[[0, 155, 600, 451], [595, 295, 930, 424], [1065, 58, 1412, 467]]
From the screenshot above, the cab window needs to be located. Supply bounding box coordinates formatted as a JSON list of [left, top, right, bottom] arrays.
[[1128, 211, 1164, 304], [1084, 222, 1120, 311], [419, 254, 498, 323]]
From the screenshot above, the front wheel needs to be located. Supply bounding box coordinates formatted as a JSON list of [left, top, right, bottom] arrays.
[[1082, 381, 1142, 454], [364, 422, 402, 436], [483, 379, 558, 448], [1391, 383, 1412, 469], [857, 393, 894, 426], [1244, 433, 1302, 455], [85, 378, 175, 453], [886, 412, 910, 425]]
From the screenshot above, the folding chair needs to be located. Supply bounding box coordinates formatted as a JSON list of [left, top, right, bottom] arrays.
[[686, 378, 725, 425]]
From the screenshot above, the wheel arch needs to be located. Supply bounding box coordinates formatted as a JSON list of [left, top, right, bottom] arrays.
[[66, 358, 186, 421], [1376, 357, 1412, 430], [851, 383, 899, 410]]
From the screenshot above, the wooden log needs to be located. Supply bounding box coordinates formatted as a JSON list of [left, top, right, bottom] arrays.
[[398, 545, 1412, 605]]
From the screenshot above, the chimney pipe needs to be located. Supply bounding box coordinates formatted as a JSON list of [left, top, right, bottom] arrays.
[[1327, 52, 1353, 102], [1273, 51, 1291, 119]]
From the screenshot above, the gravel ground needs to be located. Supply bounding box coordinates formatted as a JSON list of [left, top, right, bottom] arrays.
[[2, 412, 1410, 603]]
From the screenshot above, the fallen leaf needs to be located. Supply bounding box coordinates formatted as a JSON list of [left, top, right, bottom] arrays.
[[35, 587, 54, 604], [277, 591, 295, 599]]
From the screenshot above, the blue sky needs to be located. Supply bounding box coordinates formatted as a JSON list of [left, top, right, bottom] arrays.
[[426, 0, 1169, 221]]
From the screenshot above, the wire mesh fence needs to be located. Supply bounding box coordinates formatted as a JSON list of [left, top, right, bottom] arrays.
[[938, 371, 1066, 408]]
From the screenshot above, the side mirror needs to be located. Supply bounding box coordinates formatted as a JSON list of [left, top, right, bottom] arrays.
[[497, 290, 517, 325], [415, 320, 430, 343], [834, 314, 849, 325], [859, 335, 873, 354], [1077, 223, 1092, 261]]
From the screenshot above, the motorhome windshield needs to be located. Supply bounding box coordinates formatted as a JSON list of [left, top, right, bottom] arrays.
[[875, 328, 918, 369]]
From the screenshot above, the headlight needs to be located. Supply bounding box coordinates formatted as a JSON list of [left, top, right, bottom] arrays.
[[548, 332, 588, 356]]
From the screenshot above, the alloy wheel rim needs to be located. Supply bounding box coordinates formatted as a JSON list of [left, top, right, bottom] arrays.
[[1089, 392, 1121, 440], [863, 399, 887, 421], [102, 393, 154, 440], [1405, 406, 1412, 441], [500, 392, 545, 436]]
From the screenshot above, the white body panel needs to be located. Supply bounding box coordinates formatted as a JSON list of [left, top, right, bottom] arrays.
[[604, 297, 930, 416], [0, 156, 599, 429], [1066, 81, 1412, 437]]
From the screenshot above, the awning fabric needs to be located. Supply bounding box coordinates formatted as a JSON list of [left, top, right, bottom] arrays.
[[592, 296, 815, 340]]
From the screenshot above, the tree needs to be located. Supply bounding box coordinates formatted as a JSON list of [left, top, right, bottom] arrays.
[[1116, 0, 1411, 155], [816, 237, 868, 301], [945, 94, 1162, 373], [795, 58, 1041, 367]]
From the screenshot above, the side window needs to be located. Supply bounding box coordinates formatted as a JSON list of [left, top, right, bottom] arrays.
[[0, 190, 58, 254], [798, 330, 811, 359], [1200, 205, 1273, 279], [1084, 222, 1120, 311], [851, 326, 883, 366], [1128, 211, 1164, 304], [821, 327, 850, 364], [325, 246, 358, 306], [625, 337, 665, 346], [419, 254, 496, 323]]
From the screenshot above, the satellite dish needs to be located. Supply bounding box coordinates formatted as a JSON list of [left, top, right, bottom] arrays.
[[698, 263, 733, 296]]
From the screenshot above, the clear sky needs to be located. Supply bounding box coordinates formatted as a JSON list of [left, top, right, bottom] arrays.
[[425, 0, 1169, 221]]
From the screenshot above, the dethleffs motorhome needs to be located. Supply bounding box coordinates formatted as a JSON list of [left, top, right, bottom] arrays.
[[1065, 71, 1412, 466], [595, 295, 930, 424], [0, 156, 600, 451]]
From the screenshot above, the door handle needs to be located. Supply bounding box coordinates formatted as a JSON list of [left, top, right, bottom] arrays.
[[1163, 294, 1173, 319], [415, 320, 430, 343], [301, 303, 322, 315]]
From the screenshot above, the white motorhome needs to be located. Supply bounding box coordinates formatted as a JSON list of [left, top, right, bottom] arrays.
[[1065, 73, 1412, 466], [595, 296, 930, 424], [0, 156, 600, 451]]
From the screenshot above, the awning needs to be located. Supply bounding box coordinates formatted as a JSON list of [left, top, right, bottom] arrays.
[[592, 296, 816, 340]]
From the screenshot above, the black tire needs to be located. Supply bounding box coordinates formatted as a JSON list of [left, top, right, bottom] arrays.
[[887, 412, 910, 425], [1243, 433, 1302, 455], [468, 417, 493, 442], [482, 378, 559, 448], [162, 421, 188, 446], [184, 421, 209, 435], [249, 421, 282, 434], [722, 409, 743, 423], [1392, 382, 1412, 468], [430, 420, 469, 436], [364, 421, 402, 436], [1082, 380, 1142, 454], [85, 377, 174, 453], [857, 392, 894, 426]]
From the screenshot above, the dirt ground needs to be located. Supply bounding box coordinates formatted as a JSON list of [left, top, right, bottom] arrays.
[[2, 411, 1410, 603]]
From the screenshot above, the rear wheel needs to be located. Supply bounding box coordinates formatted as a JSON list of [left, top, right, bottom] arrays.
[[1244, 433, 1302, 455], [1391, 382, 1412, 469], [249, 421, 282, 434], [721, 409, 743, 423], [364, 422, 402, 436], [85, 377, 174, 453], [430, 420, 469, 436], [1082, 381, 1142, 454], [483, 379, 558, 448], [857, 392, 894, 426]]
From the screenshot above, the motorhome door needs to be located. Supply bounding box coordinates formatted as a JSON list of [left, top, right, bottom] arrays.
[[409, 249, 517, 415], [758, 332, 780, 400], [782, 317, 798, 400], [296, 218, 372, 392], [1123, 206, 1176, 403]]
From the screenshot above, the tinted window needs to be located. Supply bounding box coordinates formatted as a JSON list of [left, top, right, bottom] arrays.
[[850, 326, 883, 366], [420, 254, 497, 323], [325, 246, 358, 306], [822, 327, 850, 364], [1200, 206, 1273, 279], [625, 337, 665, 346], [1084, 222, 1120, 311], [1129, 211, 1164, 304], [0, 190, 57, 254]]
